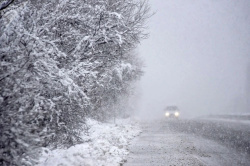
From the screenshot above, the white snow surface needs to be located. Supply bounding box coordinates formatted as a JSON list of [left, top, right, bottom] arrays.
[[37, 118, 141, 166]]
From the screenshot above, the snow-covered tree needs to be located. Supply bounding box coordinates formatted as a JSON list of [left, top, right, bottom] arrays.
[[0, 0, 150, 165]]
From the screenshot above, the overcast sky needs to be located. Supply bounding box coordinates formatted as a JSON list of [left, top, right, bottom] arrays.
[[136, 0, 250, 119]]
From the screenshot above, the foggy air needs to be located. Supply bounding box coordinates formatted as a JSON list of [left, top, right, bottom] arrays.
[[137, 0, 250, 119], [0, 0, 249, 166]]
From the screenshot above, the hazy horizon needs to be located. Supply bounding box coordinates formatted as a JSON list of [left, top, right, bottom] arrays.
[[136, 0, 250, 119]]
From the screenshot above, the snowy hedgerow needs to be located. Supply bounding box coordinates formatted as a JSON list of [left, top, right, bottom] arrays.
[[0, 0, 150, 165]]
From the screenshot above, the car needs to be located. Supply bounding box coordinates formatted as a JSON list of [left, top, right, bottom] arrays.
[[164, 106, 180, 119]]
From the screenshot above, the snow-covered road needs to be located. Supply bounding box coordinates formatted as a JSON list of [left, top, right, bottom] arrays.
[[125, 119, 250, 166]]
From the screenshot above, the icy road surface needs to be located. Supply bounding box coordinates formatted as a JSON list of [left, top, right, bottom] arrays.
[[125, 119, 250, 166]]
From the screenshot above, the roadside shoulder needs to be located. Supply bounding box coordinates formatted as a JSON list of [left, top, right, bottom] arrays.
[[37, 118, 142, 166]]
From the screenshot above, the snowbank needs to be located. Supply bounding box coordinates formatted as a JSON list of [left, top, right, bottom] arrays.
[[37, 118, 141, 166]]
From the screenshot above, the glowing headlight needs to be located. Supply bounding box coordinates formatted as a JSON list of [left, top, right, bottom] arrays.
[[174, 112, 179, 117], [165, 112, 170, 117]]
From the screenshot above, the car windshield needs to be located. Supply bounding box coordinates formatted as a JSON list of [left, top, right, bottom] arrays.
[[165, 106, 178, 111]]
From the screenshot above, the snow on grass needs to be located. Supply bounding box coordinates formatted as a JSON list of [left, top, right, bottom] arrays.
[[37, 118, 141, 166]]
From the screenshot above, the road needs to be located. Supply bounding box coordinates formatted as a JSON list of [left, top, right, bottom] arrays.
[[125, 118, 250, 166]]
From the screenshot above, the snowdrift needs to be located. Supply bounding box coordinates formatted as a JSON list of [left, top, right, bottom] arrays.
[[37, 118, 141, 166]]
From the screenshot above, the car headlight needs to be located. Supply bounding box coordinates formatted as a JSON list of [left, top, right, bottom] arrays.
[[174, 112, 179, 117], [165, 112, 170, 117]]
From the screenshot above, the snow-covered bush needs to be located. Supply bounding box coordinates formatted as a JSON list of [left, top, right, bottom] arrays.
[[0, 0, 150, 165]]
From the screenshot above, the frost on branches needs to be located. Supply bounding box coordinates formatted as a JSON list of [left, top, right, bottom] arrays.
[[0, 0, 150, 165]]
